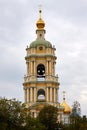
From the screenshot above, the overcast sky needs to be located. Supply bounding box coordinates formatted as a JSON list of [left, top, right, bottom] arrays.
[[0, 0, 87, 115]]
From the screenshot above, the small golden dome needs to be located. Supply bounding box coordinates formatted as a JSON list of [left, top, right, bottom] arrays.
[[36, 9, 45, 29], [36, 18, 45, 29], [61, 91, 71, 114], [61, 100, 71, 114]]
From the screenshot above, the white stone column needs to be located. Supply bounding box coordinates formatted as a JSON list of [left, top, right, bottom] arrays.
[[34, 88, 36, 102], [25, 89, 27, 103], [47, 61, 48, 74], [54, 88, 56, 102], [27, 88, 29, 103], [56, 89, 57, 103], [56, 88, 58, 103], [34, 61, 35, 75], [48, 61, 49, 74], [57, 88, 58, 102], [31, 61, 32, 74], [47, 87, 48, 102], [32, 61, 34, 75], [50, 61, 51, 74], [53, 62, 55, 75], [52, 62, 54, 76], [34, 112, 37, 118], [30, 88, 32, 102], [52, 61, 53, 75], [28, 62, 30, 75], [50, 87, 52, 102]]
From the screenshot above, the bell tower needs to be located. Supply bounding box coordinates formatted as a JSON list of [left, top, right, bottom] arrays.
[[23, 8, 60, 108]]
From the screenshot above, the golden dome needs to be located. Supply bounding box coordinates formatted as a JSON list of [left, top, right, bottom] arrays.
[[61, 100, 71, 114], [36, 9, 45, 29]]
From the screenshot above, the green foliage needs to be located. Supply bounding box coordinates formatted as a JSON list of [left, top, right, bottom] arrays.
[[38, 105, 58, 130], [63, 116, 87, 130], [0, 97, 46, 130], [24, 115, 46, 130], [67, 101, 81, 130], [0, 97, 86, 130], [79, 116, 87, 130], [0, 97, 26, 130]]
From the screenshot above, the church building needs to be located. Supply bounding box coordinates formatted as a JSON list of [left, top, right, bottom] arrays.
[[23, 8, 71, 124]]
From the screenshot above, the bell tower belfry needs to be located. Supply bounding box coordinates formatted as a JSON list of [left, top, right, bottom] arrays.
[[23, 8, 60, 109]]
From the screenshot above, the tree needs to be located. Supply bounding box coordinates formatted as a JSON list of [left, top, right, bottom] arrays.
[[38, 105, 58, 130], [79, 116, 87, 130], [24, 114, 46, 130], [72, 101, 81, 116], [0, 98, 26, 130], [69, 101, 81, 130], [0, 97, 47, 130]]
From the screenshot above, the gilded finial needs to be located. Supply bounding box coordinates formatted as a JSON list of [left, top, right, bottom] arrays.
[[63, 91, 66, 100], [36, 5, 45, 29]]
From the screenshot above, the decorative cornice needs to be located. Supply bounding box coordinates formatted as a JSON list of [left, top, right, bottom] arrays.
[[25, 54, 57, 59], [23, 80, 60, 85]]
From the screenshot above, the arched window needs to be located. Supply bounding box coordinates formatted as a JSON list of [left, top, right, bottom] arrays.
[[37, 89, 45, 100], [37, 64, 45, 78]]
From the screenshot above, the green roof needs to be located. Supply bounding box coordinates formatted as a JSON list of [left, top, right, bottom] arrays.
[[30, 39, 52, 48]]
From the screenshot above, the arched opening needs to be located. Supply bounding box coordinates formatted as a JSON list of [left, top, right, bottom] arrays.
[[37, 89, 45, 101], [37, 64, 45, 78]]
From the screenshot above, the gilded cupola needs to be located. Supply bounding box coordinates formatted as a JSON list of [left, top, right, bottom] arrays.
[[61, 91, 71, 114], [36, 8, 45, 29]]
